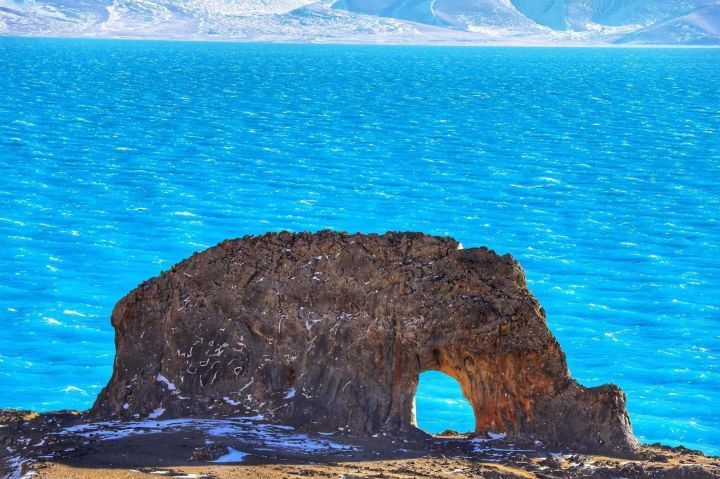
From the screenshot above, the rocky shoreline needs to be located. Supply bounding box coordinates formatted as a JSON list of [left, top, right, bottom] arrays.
[[2, 231, 718, 478], [1, 409, 719, 478]]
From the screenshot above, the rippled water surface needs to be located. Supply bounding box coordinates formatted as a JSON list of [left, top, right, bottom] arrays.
[[1, 38, 719, 453]]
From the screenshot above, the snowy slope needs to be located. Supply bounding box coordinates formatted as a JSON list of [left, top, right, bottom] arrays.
[[617, 3, 720, 44], [0, 0, 489, 42], [336, 0, 720, 42], [509, 0, 568, 30], [0, 0, 718, 44], [333, 0, 550, 34], [509, 0, 720, 34], [568, 0, 716, 28]]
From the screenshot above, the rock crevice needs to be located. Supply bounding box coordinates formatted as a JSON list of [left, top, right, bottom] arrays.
[[92, 231, 636, 454]]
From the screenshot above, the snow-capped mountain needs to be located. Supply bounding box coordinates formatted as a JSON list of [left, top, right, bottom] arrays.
[[0, 0, 718, 44]]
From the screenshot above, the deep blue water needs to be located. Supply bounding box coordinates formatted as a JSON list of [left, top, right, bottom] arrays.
[[0, 38, 718, 454]]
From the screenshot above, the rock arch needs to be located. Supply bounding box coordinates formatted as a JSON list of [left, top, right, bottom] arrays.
[[92, 231, 636, 454]]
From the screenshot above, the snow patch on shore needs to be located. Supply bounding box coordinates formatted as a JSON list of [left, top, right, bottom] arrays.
[[6, 455, 35, 479], [211, 447, 248, 463], [57, 417, 358, 453]]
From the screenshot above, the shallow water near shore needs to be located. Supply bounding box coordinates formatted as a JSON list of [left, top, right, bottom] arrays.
[[0, 38, 718, 454]]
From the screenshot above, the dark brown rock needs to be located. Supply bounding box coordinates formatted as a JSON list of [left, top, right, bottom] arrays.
[[191, 442, 228, 461], [91, 231, 636, 454]]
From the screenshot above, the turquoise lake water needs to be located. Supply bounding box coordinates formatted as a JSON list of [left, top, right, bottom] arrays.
[[0, 38, 718, 454]]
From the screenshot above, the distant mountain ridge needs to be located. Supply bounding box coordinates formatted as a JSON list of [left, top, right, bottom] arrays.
[[1, 0, 718, 44]]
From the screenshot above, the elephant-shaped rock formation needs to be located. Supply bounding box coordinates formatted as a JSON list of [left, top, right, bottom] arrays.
[[93, 231, 636, 454]]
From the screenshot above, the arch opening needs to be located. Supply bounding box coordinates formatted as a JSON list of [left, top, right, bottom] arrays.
[[414, 370, 475, 435]]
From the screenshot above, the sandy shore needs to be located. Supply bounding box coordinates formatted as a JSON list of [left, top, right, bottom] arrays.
[[30, 453, 720, 479]]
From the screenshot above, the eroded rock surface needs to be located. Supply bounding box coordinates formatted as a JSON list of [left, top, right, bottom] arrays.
[[92, 231, 636, 454]]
